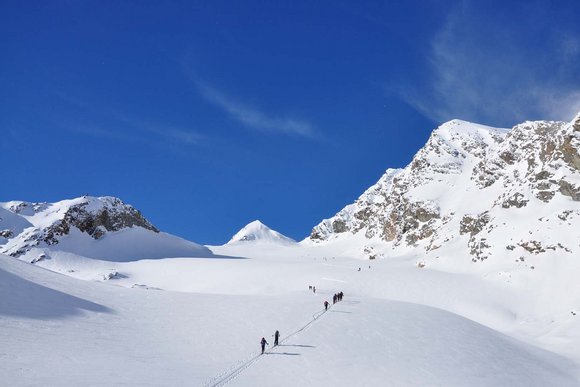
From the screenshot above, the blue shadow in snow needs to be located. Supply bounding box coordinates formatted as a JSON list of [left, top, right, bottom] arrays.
[[0, 268, 112, 319]]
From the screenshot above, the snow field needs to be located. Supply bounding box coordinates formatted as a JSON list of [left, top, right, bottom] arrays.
[[240, 298, 577, 387], [2, 245, 579, 386]]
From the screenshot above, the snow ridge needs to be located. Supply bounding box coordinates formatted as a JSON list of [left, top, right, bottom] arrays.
[[0, 196, 211, 263], [307, 114, 580, 266]]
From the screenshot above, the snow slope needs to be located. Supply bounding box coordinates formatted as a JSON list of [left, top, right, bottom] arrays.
[[1, 245, 579, 386], [2, 115, 580, 386], [240, 299, 576, 387]]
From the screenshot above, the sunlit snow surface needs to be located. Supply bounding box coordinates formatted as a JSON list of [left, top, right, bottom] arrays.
[[1, 240, 579, 386], [2, 115, 580, 385]]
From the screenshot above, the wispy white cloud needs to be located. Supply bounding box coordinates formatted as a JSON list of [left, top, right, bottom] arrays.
[[64, 119, 203, 146], [190, 77, 317, 139], [53, 97, 204, 146], [398, 2, 580, 126], [64, 124, 133, 141], [117, 117, 204, 145]]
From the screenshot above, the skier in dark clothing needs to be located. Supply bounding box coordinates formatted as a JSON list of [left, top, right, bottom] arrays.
[[274, 330, 280, 346], [261, 337, 269, 354], [333, 294, 337, 304], [324, 300, 329, 311]]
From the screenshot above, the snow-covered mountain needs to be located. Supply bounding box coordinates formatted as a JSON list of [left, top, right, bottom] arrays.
[[2, 115, 580, 386], [227, 220, 296, 245], [307, 113, 580, 265], [0, 196, 211, 263]]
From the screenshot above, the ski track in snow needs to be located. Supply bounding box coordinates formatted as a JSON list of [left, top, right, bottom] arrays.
[[2, 238, 580, 386], [204, 305, 332, 387], [320, 277, 347, 283]]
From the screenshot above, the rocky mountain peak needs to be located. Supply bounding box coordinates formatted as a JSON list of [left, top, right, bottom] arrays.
[[0, 196, 158, 257], [308, 116, 580, 265]]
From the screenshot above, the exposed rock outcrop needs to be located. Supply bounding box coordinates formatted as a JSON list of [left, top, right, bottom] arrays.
[[308, 113, 580, 264], [0, 196, 158, 257]]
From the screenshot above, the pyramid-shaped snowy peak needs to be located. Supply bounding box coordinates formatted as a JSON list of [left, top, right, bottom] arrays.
[[227, 220, 296, 245]]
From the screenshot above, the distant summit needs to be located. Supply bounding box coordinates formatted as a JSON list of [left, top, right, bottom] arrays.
[[307, 114, 580, 263], [0, 195, 211, 262], [227, 220, 296, 245]]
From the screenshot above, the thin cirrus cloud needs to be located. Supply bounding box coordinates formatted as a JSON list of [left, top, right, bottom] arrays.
[[64, 118, 203, 146], [55, 104, 203, 147], [399, 2, 580, 127], [120, 118, 204, 145], [50, 92, 204, 146], [191, 78, 318, 139]]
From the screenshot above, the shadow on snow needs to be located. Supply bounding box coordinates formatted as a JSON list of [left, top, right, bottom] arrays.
[[0, 268, 112, 319]]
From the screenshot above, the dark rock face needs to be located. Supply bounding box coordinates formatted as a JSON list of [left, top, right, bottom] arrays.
[[460, 212, 490, 236], [309, 115, 580, 264], [536, 191, 555, 202], [44, 200, 159, 244], [561, 135, 580, 171], [2, 197, 159, 257], [309, 229, 324, 240], [332, 219, 348, 233], [573, 113, 580, 132], [518, 240, 545, 254], [407, 202, 440, 223], [501, 193, 528, 209], [469, 237, 491, 262], [0, 229, 14, 238], [559, 180, 580, 201]]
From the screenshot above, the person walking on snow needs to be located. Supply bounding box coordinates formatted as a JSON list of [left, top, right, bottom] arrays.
[[274, 330, 280, 346], [261, 337, 269, 354], [324, 300, 329, 311]]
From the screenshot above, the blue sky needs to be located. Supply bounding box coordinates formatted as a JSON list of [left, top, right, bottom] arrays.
[[1, 0, 579, 244]]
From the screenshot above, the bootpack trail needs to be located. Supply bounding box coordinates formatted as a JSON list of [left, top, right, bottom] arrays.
[[203, 299, 353, 387]]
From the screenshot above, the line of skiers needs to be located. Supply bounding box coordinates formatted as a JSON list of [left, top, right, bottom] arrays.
[[260, 290, 346, 353], [324, 291, 344, 310], [260, 330, 280, 354]]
